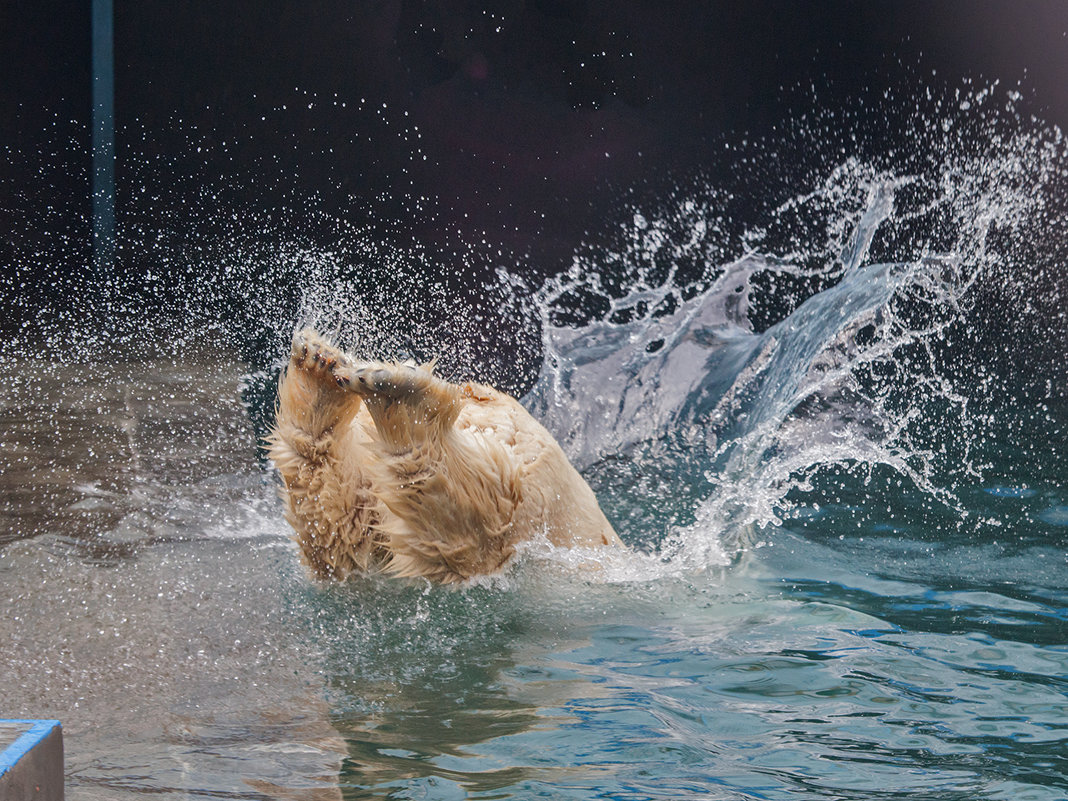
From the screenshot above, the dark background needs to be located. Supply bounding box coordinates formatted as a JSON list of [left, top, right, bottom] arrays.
[[3, 1, 1068, 342]]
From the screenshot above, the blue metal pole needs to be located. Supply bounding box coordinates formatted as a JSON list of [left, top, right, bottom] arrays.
[[92, 0, 115, 272]]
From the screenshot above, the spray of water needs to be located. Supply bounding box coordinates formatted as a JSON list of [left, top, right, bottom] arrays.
[[3, 82, 1065, 580], [524, 100, 1066, 573]]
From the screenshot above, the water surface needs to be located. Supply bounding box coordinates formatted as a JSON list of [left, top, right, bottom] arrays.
[[2, 87, 1066, 800]]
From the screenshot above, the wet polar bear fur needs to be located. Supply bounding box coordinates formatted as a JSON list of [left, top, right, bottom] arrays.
[[267, 329, 622, 583]]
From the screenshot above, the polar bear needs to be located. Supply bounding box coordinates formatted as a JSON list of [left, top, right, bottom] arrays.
[[267, 329, 622, 583]]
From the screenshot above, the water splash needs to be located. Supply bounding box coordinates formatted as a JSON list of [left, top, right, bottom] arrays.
[[3, 82, 1065, 579], [524, 101, 1066, 566]]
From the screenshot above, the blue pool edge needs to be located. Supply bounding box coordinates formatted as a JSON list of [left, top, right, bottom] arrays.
[[0, 721, 61, 778], [0, 720, 63, 800]]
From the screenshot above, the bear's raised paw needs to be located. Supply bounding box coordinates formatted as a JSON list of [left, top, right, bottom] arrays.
[[290, 328, 353, 382], [288, 329, 451, 407], [334, 361, 441, 400]]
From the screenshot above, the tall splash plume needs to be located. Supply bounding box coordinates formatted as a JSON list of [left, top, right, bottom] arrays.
[[525, 111, 1066, 566], [4, 82, 1063, 576]]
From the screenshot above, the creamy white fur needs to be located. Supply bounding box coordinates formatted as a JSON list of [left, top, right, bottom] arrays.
[[267, 329, 621, 583]]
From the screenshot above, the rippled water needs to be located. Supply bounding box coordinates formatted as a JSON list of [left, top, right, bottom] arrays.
[[2, 369, 1064, 799], [2, 87, 1067, 799]]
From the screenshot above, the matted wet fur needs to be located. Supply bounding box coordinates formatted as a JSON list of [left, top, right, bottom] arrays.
[[267, 329, 622, 583]]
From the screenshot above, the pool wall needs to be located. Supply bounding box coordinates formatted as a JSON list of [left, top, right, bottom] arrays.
[[0, 720, 63, 800]]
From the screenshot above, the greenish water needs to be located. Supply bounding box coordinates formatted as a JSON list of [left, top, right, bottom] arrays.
[[0, 339, 1063, 800]]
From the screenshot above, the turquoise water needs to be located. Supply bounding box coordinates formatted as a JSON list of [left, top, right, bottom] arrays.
[[319, 554, 1067, 800], [2, 87, 1067, 799], [299, 484, 1067, 800], [3, 463, 1064, 799]]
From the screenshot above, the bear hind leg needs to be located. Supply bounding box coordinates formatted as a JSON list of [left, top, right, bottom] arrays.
[[332, 359, 463, 454], [322, 355, 518, 581], [267, 329, 384, 578]]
